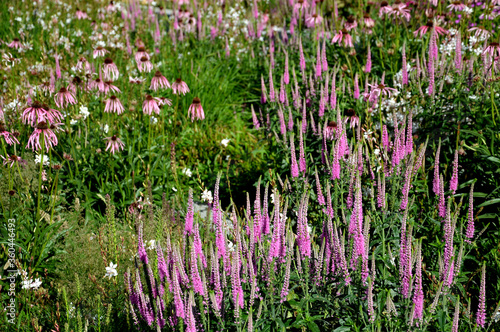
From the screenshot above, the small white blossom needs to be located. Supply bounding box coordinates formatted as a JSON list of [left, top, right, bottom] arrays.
[[103, 124, 109, 134], [104, 262, 118, 278], [201, 189, 213, 204], [182, 168, 192, 177], [35, 154, 50, 166], [79, 105, 90, 119], [221, 138, 230, 147]]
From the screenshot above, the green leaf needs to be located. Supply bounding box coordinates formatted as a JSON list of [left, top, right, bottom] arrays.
[[477, 198, 500, 208], [307, 321, 321, 332]]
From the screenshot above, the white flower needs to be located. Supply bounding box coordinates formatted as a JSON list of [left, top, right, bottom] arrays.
[[227, 240, 235, 252], [201, 189, 213, 204], [147, 240, 156, 250], [150, 116, 158, 124], [182, 168, 192, 177], [221, 138, 230, 147], [104, 262, 118, 278], [374, 149, 380, 156], [35, 154, 50, 166], [79, 105, 90, 119], [307, 225, 312, 234], [103, 124, 109, 134], [172, 187, 177, 192], [70, 119, 78, 125]]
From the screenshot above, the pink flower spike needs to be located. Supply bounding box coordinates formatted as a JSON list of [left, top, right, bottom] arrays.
[[104, 135, 125, 154]]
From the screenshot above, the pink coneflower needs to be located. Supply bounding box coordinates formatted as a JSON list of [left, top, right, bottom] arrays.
[[54, 87, 77, 108], [0, 122, 20, 145], [363, 13, 375, 28], [305, 13, 323, 28], [26, 121, 59, 152], [135, 47, 149, 63], [368, 83, 398, 101], [75, 8, 88, 19], [150, 71, 171, 91], [93, 46, 109, 59], [137, 56, 153, 73], [105, 96, 125, 114], [483, 42, 500, 58], [379, 1, 393, 16], [129, 76, 145, 84], [172, 78, 190, 95], [188, 97, 205, 121], [324, 121, 337, 140], [158, 97, 172, 107], [75, 57, 92, 74], [91, 77, 106, 94], [22, 101, 62, 126], [414, 21, 448, 38], [7, 38, 23, 49], [344, 109, 359, 128], [293, 0, 309, 14], [105, 135, 125, 154], [468, 26, 491, 40], [143, 95, 161, 115], [390, 3, 411, 22], [345, 16, 358, 31], [103, 81, 121, 94], [2, 154, 27, 168], [332, 29, 354, 48], [103, 58, 119, 81], [447, 1, 465, 11]]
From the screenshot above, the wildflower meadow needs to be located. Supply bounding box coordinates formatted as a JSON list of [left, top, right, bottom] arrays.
[[1, 0, 500, 331]]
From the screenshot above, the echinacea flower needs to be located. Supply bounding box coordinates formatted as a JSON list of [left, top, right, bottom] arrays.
[[129, 76, 145, 84], [54, 87, 77, 108], [483, 42, 500, 58], [143, 95, 161, 115], [104, 135, 125, 154], [172, 78, 190, 95], [345, 16, 358, 31], [293, 0, 309, 15], [368, 83, 398, 101], [7, 38, 23, 49], [1, 154, 27, 168], [103, 58, 119, 81], [305, 14, 323, 28], [414, 21, 448, 38], [389, 3, 411, 22], [332, 29, 354, 48], [0, 122, 20, 145], [22, 101, 63, 126], [75, 8, 88, 19], [75, 57, 92, 73], [344, 109, 359, 128], [68, 76, 85, 94], [104, 96, 125, 114], [93, 46, 109, 59], [150, 71, 171, 90], [91, 77, 106, 94], [103, 81, 121, 94], [135, 46, 149, 63], [324, 121, 337, 140], [26, 121, 60, 152], [188, 97, 205, 121], [379, 1, 393, 16], [137, 56, 153, 73], [363, 13, 375, 28], [469, 26, 491, 39], [447, 2, 465, 11]]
